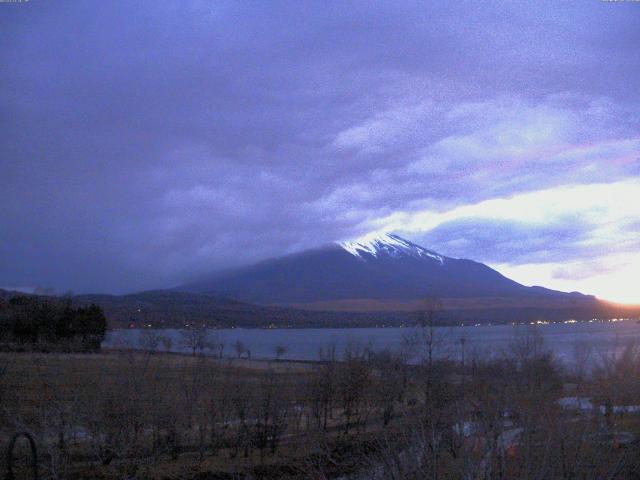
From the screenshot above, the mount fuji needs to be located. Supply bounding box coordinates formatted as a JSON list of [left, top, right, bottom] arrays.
[[180, 233, 597, 315], [8, 233, 631, 329]]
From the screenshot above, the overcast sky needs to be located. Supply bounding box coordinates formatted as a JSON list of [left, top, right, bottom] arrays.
[[1, 1, 639, 302]]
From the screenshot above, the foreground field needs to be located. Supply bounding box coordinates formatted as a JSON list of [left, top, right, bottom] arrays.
[[3, 336, 640, 479], [0, 352, 321, 479], [1, 349, 407, 479]]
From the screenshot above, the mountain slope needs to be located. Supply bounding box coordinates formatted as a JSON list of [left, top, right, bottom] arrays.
[[181, 233, 594, 308], [72, 290, 347, 328]]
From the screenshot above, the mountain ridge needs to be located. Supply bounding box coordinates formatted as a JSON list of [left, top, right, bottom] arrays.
[[180, 233, 596, 307]]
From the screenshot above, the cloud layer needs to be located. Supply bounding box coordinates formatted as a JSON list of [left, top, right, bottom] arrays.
[[1, 1, 639, 301]]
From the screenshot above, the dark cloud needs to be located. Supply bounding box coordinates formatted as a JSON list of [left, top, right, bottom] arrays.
[[1, 1, 639, 293]]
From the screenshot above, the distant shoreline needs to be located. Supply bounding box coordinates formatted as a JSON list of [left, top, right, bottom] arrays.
[[112, 316, 639, 331]]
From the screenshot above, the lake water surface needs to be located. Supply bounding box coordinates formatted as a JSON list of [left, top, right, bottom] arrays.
[[104, 320, 640, 368]]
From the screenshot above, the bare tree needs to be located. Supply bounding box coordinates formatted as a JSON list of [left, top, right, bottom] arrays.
[[274, 344, 287, 361], [417, 297, 443, 371], [370, 349, 407, 426], [207, 331, 225, 359], [338, 339, 374, 434], [138, 329, 161, 353], [233, 339, 246, 359], [159, 334, 173, 353], [306, 342, 338, 432], [180, 327, 210, 356]]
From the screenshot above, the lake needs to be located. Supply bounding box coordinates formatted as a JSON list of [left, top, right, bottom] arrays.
[[104, 319, 640, 368]]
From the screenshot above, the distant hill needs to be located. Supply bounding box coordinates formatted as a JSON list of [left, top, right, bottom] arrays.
[[1, 286, 638, 329], [71, 290, 362, 328]]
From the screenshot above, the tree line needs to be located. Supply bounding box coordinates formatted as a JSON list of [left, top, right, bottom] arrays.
[[0, 295, 107, 352]]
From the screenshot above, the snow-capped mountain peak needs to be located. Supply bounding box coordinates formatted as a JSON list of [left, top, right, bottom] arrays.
[[337, 232, 444, 264]]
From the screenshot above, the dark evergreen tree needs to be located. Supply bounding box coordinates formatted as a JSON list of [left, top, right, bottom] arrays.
[[0, 296, 107, 352]]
